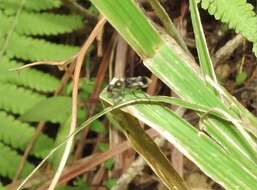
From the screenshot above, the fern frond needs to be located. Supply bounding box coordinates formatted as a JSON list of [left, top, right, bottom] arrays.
[[0, 11, 83, 36], [197, 0, 257, 55], [0, 0, 61, 12], [0, 142, 34, 179], [0, 11, 11, 34], [0, 112, 54, 158], [17, 12, 83, 36], [0, 58, 60, 93], [5, 33, 79, 61], [0, 83, 45, 114]]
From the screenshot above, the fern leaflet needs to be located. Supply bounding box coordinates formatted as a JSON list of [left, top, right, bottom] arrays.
[[0, 142, 34, 179], [5, 33, 79, 61], [0, 0, 61, 12], [0, 11, 83, 36], [0, 83, 45, 114], [0, 57, 60, 93], [197, 0, 257, 56], [0, 112, 54, 158]]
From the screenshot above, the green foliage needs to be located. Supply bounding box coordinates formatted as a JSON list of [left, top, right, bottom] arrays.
[[0, 12, 83, 36], [14, 12, 83, 36], [0, 82, 45, 114], [236, 71, 247, 85], [0, 184, 5, 190], [104, 159, 115, 170], [0, 112, 54, 158], [0, 57, 59, 92], [0, 0, 85, 184], [91, 120, 105, 133], [97, 143, 109, 152], [0, 0, 61, 12], [0, 142, 34, 179], [0, 0, 82, 61], [197, 0, 257, 55], [104, 178, 117, 189], [5, 33, 79, 61], [20, 96, 72, 123], [57, 178, 91, 190]]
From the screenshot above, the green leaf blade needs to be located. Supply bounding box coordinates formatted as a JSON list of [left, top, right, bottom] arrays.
[[20, 96, 72, 123]]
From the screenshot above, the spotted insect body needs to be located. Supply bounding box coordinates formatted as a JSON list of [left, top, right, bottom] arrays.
[[107, 76, 150, 101]]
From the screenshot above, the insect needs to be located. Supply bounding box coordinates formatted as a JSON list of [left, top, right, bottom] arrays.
[[107, 76, 150, 101]]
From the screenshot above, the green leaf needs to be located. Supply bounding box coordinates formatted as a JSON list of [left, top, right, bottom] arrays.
[[79, 79, 96, 99], [0, 142, 34, 179], [5, 33, 79, 61], [236, 71, 247, 85], [73, 178, 91, 190], [104, 159, 115, 170], [20, 96, 71, 123], [77, 109, 86, 125], [91, 0, 257, 187], [14, 12, 83, 36], [0, 57, 60, 93], [0, 82, 45, 114], [104, 178, 117, 189], [100, 92, 257, 190], [0, 0, 61, 12], [189, 0, 217, 82], [91, 120, 105, 133], [97, 143, 109, 152], [0, 111, 54, 158], [197, 0, 257, 56], [0, 183, 5, 190]]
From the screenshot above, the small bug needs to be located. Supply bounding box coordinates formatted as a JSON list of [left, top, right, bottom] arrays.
[[107, 76, 150, 101]]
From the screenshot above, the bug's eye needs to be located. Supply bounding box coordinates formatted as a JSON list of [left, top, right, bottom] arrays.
[[141, 77, 148, 85], [114, 80, 123, 87]]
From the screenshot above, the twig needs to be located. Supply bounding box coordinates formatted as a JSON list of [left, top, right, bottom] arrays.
[[13, 60, 77, 181], [110, 35, 129, 175], [74, 36, 115, 159], [47, 16, 107, 190], [213, 34, 244, 66], [111, 138, 165, 190], [9, 55, 77, 71], [36, 129, 159, 190], [114, 35, 128, 79], [8, 129, 158, 190]]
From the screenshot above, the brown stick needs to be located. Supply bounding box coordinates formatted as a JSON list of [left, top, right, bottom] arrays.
[[47, 17, 107, 190], [13, 62, 76, 181]]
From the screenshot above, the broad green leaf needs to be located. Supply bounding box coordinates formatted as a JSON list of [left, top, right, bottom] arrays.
[[100, 91, 257, 190], [20, 96, 71, 123], [88, 3, 257, 190]]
